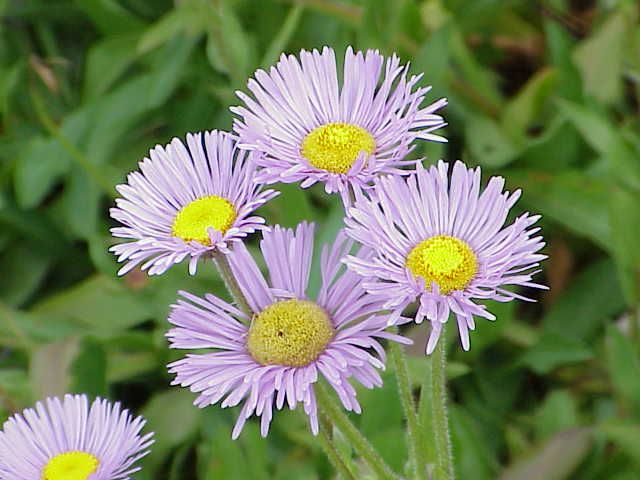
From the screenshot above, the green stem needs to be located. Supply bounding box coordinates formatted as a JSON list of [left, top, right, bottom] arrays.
[[430, 325, 455, 480], [316, 383, 401, 480], [212, 252, 253, 317], [318, 414, 357, 480], [389, 341, 425, 480]]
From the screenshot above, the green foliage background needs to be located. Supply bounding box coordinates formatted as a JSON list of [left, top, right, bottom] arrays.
[[1, 0, 640, 478]]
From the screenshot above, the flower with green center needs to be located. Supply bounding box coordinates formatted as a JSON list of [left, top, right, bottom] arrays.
[[232, 46, 447, 204], [167, 223, 411, 439], [247, 299, 334, 367], [345, 160, 547, 353], [42, 451, 99, 480], [301, 122, 376, 174], [0, 394, 153, 480], [110, 130, 278, 276]]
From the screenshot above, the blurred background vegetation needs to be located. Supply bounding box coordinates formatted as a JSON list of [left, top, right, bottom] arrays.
[[1, 0, 640, 478]]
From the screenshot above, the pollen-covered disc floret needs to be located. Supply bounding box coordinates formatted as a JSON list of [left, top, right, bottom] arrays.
[[167, 222, 411, 439], [110, 130, 278, 276], [248, 299, 334, 367], [232, 46, 447, 203], [302, 123, 376, 174], [42, 451, 99, 480], [172, 195, 236, 244], [406, 235, 478, 295], [344, 160, 547, 354], [0, 394, 153, 480]]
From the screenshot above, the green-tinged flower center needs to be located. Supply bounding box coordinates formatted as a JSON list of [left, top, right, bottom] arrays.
[[247, 299, 334, 367], [406, 235, 478, 295], [42, 451, 99, 480], [301, 122, 376, 174], [172, 195, 236, 245]]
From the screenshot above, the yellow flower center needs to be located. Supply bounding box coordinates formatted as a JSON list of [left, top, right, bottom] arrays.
[[172, 195, 236, 245], [42, 451, 99, 480], [301, 122, 376, 174], [406, 235, 478, 295], [247, 299, 334, 367]]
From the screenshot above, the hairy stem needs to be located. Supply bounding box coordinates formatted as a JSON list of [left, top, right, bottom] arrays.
[[318, 414, 357, 480], [430, 326, 455, 480], [212, 251, 253, 317], [389, 341, 426, 479], [316, 383, 401, 480]]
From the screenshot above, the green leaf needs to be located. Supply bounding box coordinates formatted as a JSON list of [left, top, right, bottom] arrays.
[[535, 390, 579, 441], [31, 275, 150, 335], [542, 259, 625, 341], [29, 338, 79, 399], [599, 423, 640, 466], [501, 68, 557, 143], [519, 332, 593, 375], [608, 185, 640, 304], [465, 114, 518, 168], [0, 242, 51, 306], [505, 169, 611, 249], [73, 0, 145, 35], [260, 5, 304, 68], [451, 406, 498, 480], [573, 9, 630, 104], [142, 390, 202, 473], [69, 337, 108, 397], [205, 1, 255, 84], [605, 326, 640, 415], [14, 136, 69, 208], [137, 3, 203, 55], [500, 428, 592, 480], [83, 32, 141, 100]]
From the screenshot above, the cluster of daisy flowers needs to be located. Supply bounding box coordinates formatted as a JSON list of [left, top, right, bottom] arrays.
[[0, 46, 545, 479]]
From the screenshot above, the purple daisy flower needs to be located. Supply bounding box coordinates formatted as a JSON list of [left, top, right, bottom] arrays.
[[344, 160, 547, 354], [231, 46, 447, 203], [110, 130, 279, 276], [167, 222, 410, 438], [0, 394, 153, 480]]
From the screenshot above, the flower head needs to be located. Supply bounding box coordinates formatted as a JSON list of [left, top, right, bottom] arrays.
[[232, 46, 447, 203], [0, 394, 153, 480], [167, 223, 410, 438], [110, 130, 278, 276], [344, 161, 547, 354]]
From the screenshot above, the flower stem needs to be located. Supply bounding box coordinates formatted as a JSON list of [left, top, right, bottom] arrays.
[[316, 383, 401, 480], [212, 251, 253, 316], [318, 414, 357, 480], [430, 325, 455, 480], [389, 340, 425, 480]]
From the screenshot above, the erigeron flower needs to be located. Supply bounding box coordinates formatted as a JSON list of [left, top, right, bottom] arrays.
[[344, 161, 547, 353], [232, 46, 447, 203], [110, 130, 278, 276], [167, 223, 410, 438]]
